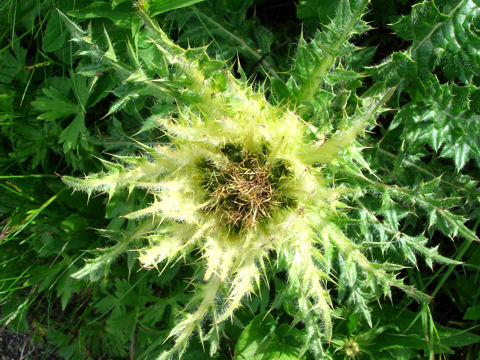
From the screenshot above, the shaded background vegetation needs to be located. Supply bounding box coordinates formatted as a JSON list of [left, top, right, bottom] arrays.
[[1, 0, 479, 359]]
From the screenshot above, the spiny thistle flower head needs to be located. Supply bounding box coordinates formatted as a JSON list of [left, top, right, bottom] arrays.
[[60, 10, 431, 359]]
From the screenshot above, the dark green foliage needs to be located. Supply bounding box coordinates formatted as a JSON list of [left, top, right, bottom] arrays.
[[392, 0, 480, 82], [1, 0, 479, 359]]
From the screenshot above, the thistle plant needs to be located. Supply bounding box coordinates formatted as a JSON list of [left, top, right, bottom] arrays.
[[56, 1, 479, 359]]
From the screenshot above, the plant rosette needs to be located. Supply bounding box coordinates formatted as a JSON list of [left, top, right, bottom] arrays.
[[60, 9, 439, 359]]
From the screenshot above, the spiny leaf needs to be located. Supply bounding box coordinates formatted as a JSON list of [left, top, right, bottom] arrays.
[[392, 0, 480, 82], [389, 76, 480, 171], [293, 0, 370, 104]]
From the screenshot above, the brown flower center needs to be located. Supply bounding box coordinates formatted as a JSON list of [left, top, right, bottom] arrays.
[[198, 143, 296, 233]]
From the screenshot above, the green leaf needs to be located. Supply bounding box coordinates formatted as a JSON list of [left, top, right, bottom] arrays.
[[436, 326, 480, 349], [381, 192, 399, 233], [271, 78, 292, 103], [373, 304, 480, 354], [0, 46, 27, 85], [375, 333, 437, 352], [67, 2, 134, 28], [59, 113, 87, 153], [31, 77, 80, 121], [234, 312, 304, 360], [57, 9, 90, 42], [43, 11, 66, 52], [388, 185, 478, 242], [348, 46, 377, 71], [367, 52, 421, 101], [296, 0, 339, 22], [324, 68, 362, 84], [292, 0, 370, 105], [149, 0, 208, 15], [392, 0, 480, 82], [179, 5, 279, 79], [103, 26, 117, 62], [56, 273, 81, 311], [389, 76, 480, 171], [463, 304, 480, 320], [72, 241, 127, 281], [60, 214, 89, 234]]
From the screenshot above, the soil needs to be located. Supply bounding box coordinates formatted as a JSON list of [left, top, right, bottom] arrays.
[[0, 327, 59, 360]]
